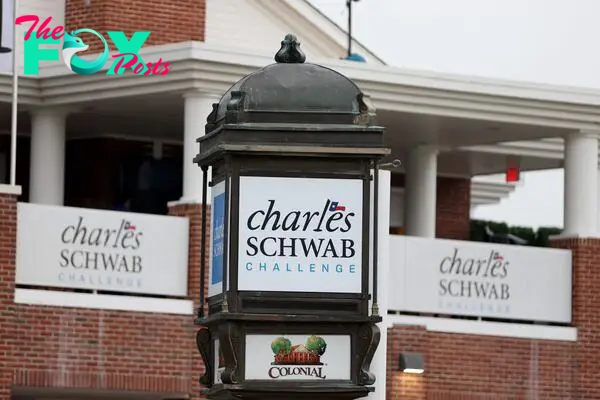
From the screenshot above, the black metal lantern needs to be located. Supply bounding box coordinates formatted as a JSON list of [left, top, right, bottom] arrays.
[[195, 34, 390, 400]]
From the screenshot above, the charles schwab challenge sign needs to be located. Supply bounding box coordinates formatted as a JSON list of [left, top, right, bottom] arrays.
[[388, 236, 572, 323], [15, 203, 189, 296], [237, 176, 363, 293], [245, 334, 351, 381]]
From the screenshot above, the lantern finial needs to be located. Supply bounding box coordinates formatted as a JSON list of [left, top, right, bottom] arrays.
[[274, 34, 306, 64]]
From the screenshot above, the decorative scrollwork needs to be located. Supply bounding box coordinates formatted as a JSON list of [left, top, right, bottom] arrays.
[[354, 92, 377, 126], [227, 91, 243, 111], [219, 322, 241, 384], [225, 91, 245, 124], [196, 328, 212, 387], [357, 323, 381, 386], [205, 103, 219, 134]]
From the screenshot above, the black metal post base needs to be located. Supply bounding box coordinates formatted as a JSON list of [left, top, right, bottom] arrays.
[[203, 383, 373, 400], [196, 313, 381, 400]]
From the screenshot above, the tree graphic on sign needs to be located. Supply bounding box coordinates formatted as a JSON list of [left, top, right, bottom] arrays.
[[271, 336, 327, 365]]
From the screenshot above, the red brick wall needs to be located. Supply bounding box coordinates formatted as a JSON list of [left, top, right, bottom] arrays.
[[168, 203, 210, 398], [65, 0, 206, 54], [436, 177, 471, 240], [387, 325, 574, 400], [0, 192, 18, 400], [553, 238, 600, 399], [11, 307, 196, 394], [391, 174, 471, 240], [0, 192, 208, 399]]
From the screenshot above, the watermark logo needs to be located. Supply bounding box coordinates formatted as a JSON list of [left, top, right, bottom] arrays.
[[62, 29, 108, 75], [16, 15, 172, 76]]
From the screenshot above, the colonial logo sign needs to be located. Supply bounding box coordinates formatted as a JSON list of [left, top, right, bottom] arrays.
[[237, 176, 363, 293], [245, 334, 351, 381], [15, 203, 189, 297], [269, 336, 328, 379]]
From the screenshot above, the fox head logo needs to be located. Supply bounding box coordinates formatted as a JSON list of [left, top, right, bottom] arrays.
[[61, 29, 109, 75], [62, 32, 89, 71]]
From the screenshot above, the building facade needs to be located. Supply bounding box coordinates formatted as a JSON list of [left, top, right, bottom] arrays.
[[0, 0, 599, 399]]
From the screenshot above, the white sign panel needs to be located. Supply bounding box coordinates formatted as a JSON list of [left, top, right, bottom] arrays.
[[245, 334, 351, 380], [16, 203, 189, 297], [388, 236, 572, 323], [238, 176, 363, 293], [208, 181, 226, 297]]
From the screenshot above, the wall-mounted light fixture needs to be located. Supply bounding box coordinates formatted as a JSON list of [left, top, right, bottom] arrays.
[[84, 0, 92, 7], [399, 352, 424, 374]]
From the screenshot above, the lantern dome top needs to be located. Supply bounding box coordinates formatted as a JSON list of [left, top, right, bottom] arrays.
[[205, 34, 378, 134]]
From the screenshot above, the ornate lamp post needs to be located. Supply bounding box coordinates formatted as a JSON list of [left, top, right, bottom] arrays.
[[195, 34, 390, 400]]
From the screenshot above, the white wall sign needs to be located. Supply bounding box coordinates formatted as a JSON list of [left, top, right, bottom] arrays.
[[208, 180, 226, 297], [16, 203, 189, 297], [238, 176, 363, 293], [388, 236, 572, 323], [245, 334, 351, 381]]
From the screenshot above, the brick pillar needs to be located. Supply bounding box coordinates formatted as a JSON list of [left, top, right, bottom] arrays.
[[436, 177, 471, 240], [387, 326, 427, 400], [552, 238, 600, 398], [168, 202, 210, 400], [65, 0, 206, 55], [0, 187, 20, 400], [390, 175, 471, 240]]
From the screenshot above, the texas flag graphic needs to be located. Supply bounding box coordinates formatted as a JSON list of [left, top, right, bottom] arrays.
[[329, 201, 346, 212]]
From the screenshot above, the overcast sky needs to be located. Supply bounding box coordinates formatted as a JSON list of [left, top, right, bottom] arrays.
[[309, 0, 600, 229]]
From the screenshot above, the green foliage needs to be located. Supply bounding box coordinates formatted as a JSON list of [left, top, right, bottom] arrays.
[[533, 226, 563, 247], [469, 219, 562, 247], [306, 335, 327, 356], [271, 337, 292, 355]]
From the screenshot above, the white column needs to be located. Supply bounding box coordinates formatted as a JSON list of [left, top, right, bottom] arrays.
[[179, 92, 219, 204], [403, 145, 438, 237], [563, 130, 599, 237], [29, 107, 69, 205], [364, 170, 390, 400]]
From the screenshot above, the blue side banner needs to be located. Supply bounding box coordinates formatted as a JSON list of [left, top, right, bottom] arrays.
[[211, 192, 225, 285]]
